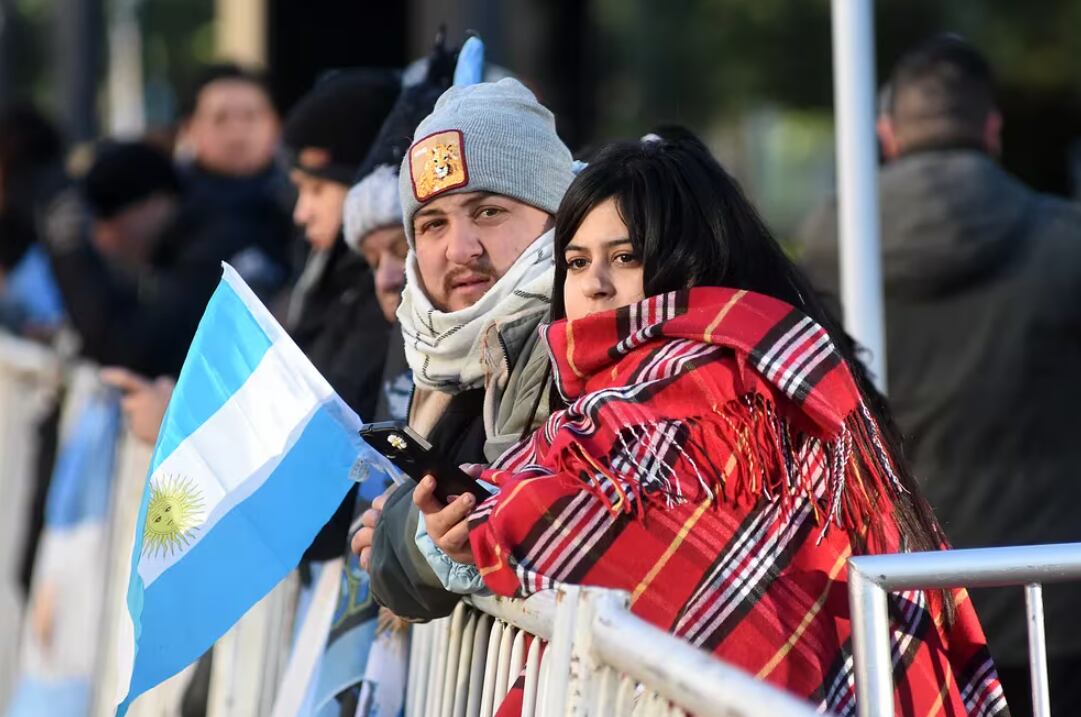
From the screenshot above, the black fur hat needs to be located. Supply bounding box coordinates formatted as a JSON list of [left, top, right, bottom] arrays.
[[283, 69, 400, 185], [83, 141, 181, 219]]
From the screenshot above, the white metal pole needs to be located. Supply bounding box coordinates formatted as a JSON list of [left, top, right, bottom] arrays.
[[847, 562, 897, 717], [106, 0, 145, 138], [1025, 583, 1051, 717], [830, 0, 887, 392]]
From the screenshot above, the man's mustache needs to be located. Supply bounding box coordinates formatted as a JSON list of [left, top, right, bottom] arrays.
[[443, 262, 497, 294]]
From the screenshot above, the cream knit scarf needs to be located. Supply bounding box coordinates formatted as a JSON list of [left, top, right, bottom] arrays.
[[396, 230, 554, 392]]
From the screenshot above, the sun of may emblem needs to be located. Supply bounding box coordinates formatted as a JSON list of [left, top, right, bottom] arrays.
[[143, 474, 206, 558]]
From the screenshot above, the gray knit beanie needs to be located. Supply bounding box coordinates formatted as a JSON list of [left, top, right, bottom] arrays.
[[399, 78, 574, 246], [343, 164, 401, 251]]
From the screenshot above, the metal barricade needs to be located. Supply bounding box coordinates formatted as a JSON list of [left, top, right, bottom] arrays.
[[407, 585, 822, 717], [206, 574, 298, 717], [91, 426, 199, 717], [0, 333, 61, 710], [848, 542, 1081, 717], [0, 332, 836, 717], [89, 387, 297, 717]]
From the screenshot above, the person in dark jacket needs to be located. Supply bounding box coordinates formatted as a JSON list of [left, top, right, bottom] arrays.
[[0, 104, 68, 338], [177, 63, 293, 305], [44, 141, 289, 378], [301, 51, 456, 709], [797, 35, 1081, 715], [282, 70, 400, 565], [95, 66, 293, 447], [0, 104, 68, 602], [283, 69, 399, 419]]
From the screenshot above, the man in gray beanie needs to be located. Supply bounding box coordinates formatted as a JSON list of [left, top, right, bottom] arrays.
[[351, 78, 575, 620]]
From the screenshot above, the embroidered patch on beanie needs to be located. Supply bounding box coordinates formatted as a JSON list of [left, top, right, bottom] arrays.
[[408, 129, 469, 201]]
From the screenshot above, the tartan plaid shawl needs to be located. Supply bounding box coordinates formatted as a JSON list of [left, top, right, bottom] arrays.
[[469, 288, 1008, 716]]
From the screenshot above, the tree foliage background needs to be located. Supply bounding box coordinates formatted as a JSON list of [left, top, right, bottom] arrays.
[[592, 0, 1081, 207]]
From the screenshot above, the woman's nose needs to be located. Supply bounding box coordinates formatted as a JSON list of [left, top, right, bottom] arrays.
[[583, 267, 614, 298]]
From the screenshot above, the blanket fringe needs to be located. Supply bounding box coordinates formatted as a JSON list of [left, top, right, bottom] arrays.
[[556, 392, 907, 546]]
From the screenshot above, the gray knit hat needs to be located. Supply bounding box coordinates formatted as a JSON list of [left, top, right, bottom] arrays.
[[399, 78, 574, 246]]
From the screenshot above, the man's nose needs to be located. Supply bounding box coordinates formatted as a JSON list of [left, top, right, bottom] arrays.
[[445, 220, 484, 265], [292, 198, 309, 227], [375, 258, 405, 293]]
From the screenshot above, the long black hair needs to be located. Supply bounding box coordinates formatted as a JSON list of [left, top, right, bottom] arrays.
[[550, 128, 949, 561]]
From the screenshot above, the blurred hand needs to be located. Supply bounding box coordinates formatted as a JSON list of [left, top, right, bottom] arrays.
[[100, 367, 175, 444], [414, 474, 476, 565], [351, 485, 396, 571], [30, 581, 56, 649]]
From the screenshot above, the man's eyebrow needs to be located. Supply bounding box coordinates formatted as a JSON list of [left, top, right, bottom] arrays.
[[460, 192, 500, 208], [415, 193, 501, 219], [563, 238, 633, 252], [414, 205, 447, 219]]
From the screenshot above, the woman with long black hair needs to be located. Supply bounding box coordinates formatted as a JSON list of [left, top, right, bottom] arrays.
[[420, 129, 1007, 714]]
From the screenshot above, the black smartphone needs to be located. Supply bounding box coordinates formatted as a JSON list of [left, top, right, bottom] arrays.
[[359, 421, 493, 504]]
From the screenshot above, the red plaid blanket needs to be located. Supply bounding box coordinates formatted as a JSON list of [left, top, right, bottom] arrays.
[[469, 287, 1008, 716]]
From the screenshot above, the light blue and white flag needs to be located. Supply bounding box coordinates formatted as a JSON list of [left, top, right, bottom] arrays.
[[7, 378, 120, 717], [114, 264, 382, 714]]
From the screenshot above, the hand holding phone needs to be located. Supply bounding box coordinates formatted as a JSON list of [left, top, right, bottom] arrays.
[[413, 475, 476, 565], [359, 421, 493, 504]]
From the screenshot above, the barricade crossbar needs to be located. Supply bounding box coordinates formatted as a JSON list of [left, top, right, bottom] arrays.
[[848, 542, 1081, 717], [402, 584, 824, 717]]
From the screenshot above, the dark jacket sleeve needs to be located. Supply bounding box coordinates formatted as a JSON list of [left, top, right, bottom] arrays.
[[302, 483, 359, 562], [307, 285, 388, 421], [369, 481, 461, 621], [43, 190, 224, 377], [49, 244, 216, 377]]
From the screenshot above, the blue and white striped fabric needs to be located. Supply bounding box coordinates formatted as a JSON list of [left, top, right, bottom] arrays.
[[6, 381, 120, 717], [115, 264, 381, 714]]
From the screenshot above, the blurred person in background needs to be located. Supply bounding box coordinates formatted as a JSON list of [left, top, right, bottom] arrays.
[[177, 63, 281, 180], [798, 34, 1081, 714], [0, 104, 67, 338], [0, 105, 69, 609], [94, 65, 294, 449], [45, 141, 289, 379], [343, 180, 410, 418], [279, 69, 399, 571], [175, 63, 293, 302], [282, 68, 399, 432]]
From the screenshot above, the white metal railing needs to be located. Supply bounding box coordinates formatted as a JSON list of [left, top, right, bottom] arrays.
[[407, 585, 823, 717], [830, 0, 887, 392], [87, 378, 296, 717], [848, 542, 1081, 717], [0, 333, 61, 711], [0, 333, 297, 717]]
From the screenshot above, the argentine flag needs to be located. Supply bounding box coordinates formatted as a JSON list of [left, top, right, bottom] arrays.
[[115, 265, 384, 714]]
